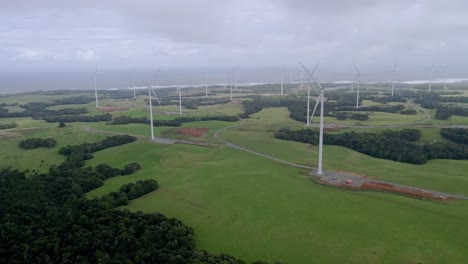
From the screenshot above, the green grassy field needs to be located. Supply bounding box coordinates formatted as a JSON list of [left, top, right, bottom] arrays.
[[219, 108, 468, 196], [86, 142, 468, 264], [3, 90, 468, 263], [0, 122, 107, 173]]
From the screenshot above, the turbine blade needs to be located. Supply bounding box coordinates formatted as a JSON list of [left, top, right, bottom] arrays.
[[324, 85, 352, 91], [298, 61, 312, 77], [353, 64, 360, 75], [310, 92, 322, 122], [151, 88, 162, 106], [307, 78, 320, 96]]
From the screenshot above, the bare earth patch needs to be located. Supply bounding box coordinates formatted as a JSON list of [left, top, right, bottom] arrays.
[[163, 127, 209, 137], [178, 128, 209, 137], [97, 107, 130, 112]]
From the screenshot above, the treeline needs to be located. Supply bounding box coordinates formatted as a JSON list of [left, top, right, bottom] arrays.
[[0, 133, 251, 262], [174, 115, 239, 123], [20, 96, 95, 111], [99, 179, 158, 207], [414, 92, 468, 119], [335, 112, 370, 121], [435, 104, 468, 120], [44, 113, 112, 123], [400, 109, 418, 115], [59, 135, 137, 157], [336, 104, 405, 113], [370, 95, 407, 103], [18, 138, 57, 149], [0, 122, 17, 129], [109, 115, 239, 127], [441, 128, 468, 145], [275, 128, 468, 164], [95, 162, 142, 178], [240, 95, 399, 123], [109, 115, 181, 127], [0, 107, 89, 119], [182, 97, 232, 109]]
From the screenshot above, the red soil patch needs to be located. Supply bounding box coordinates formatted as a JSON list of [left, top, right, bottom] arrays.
[[324, 126, 343, 132], [177, 127, 209, 137], [97, 107, 130, 112], [361, 182, 454, 202]]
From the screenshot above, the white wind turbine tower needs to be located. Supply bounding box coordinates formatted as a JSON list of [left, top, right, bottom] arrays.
[[230, 72, 233, 102], [299, 62, 318, 126], [428, 65, 434, 91], [147, 69, 162, 141], [148, 83, 155, 141], [234, 71, 238, 90], [353, 64, 361, 108], [224, 73, 227, 89], [281, 67, 284, 95], [299, 61, 351, 175], [300, 70, 303, 91], [391, 64, 397, 96], [132, 71, 136, 100], [205, 72, 208, 97], [177, 76, 182, 115], [443, 67, 447, 90], [94, 67, 99, 108]]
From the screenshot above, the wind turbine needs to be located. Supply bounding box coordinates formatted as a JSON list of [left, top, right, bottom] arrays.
[[132, 70, 136, 100], [300, 70, 303, 91], [428, 65, 434, 91], [224, 73, 227, 89], [147, 68, 162, 141], [391, 64, 397, 96], [94, 67, 99, 108], [230, 72, 233, 102], [353, 64, 361, 108], [148, 83, 155, 141], [443, 67, 447, 90], [281, 67, 284, 95], [299, 61, 351, 175], [234, 71, 238, 90], [177, 76, 182, 115], [205, 72, 208, 97], [299, 62, 319, 126]]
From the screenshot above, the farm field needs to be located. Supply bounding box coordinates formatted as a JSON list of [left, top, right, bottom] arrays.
[[86, 142, 468, 264], [2, 87, 468, 263]]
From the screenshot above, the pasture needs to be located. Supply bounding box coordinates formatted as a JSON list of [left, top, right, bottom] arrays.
[[2, 87, 468, 263]]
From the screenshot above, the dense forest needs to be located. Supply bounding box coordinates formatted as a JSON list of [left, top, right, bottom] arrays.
[[18, 138, 57, 149], [109, 115, 239, 127], [275, 128, 468, 164], [44, 113, 112, 123], [240, 95, 410, 123], [0, 122, 17, 129], [0, 134, 252, 263], [441, 128, 468, 145]]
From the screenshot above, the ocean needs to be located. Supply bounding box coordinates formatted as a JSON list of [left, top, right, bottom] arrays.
[[1, 67, 468, 94]]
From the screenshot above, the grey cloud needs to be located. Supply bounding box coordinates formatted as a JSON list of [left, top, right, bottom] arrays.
[[1, 0, 468, 70]]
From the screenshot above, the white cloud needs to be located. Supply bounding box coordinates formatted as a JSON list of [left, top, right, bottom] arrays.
[[76, 49, 96, 61], [18, 48, 48, 60]]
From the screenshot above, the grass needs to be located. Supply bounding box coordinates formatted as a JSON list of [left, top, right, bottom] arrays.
[[86, 142, 468, 264], [221, 108, 468, 196], [4, 90, 468, 263], [0, 123, 106, 173], [323, 111, 426, 126]]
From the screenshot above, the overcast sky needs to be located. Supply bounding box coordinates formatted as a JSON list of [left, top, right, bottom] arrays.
[[1, 0, 467, 72]]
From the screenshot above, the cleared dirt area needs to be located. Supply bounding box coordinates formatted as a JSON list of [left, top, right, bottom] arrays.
[[164, 127, 210, 137], [313, 169, 459, 202], [97, 107, 130, 112]]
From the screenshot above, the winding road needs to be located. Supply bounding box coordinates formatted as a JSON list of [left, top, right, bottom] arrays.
[[213, 120, 468, 201], [79, 118, 468, 201]]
